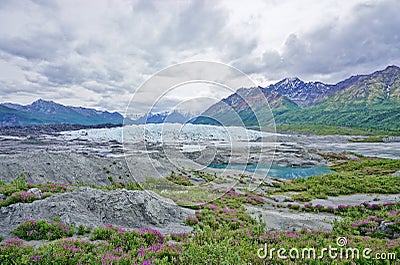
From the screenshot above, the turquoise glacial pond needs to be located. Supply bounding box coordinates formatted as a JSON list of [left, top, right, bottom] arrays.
[[208, 164, 333, 179]]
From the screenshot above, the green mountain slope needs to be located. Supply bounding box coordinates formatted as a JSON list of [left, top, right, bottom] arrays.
[[275, 66, 400, 132], [195, 65, 400, 133], [194, 87, 299, 128], [0, 99, 124, 126], [276, 102, 399, 132], [0, 105, 44, 126]]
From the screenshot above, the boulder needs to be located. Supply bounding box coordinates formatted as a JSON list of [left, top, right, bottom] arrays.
[[0, 187, 194, 240], [27, 188, 42, 199]]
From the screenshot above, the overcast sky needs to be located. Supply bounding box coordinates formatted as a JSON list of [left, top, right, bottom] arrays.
[[1, 0, 399, 114]]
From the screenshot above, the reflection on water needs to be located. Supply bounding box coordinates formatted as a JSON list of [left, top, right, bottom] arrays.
[[208, 164, 333, 179]]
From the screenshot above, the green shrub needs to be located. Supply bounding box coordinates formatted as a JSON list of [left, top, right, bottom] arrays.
[[125, 181, 143, 190], [184, 216, 199, 226], [0, 178, 69, 207], [167, 172, 193, 186], [0, 191, 39, 207], [108, 176, 114, 183], [11, 173, 28, 191], [0, 238, 33, 265], [77, 225, 91, 235], [91, 225, 118, 241], [12, 219, 74, 241]]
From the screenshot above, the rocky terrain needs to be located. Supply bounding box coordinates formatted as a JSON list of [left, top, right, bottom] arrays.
[[1, 125, 399, 185], [0, 187, 193, 240], [0, 124, 399, 245]]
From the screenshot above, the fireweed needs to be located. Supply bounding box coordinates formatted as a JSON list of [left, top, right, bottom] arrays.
[[1, 157, 400, 264], [0, 177, 70, 207], [12, 219, 74, 241], [1, 203, 399, 264]]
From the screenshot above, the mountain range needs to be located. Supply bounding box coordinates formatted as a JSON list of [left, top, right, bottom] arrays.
[[1, 65, 399, 132], [0, 99, 124, 127], [194, 65, 400, 132], [130, 111, 194, 124]]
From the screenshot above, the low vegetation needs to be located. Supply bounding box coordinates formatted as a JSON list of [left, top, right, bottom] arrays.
[[276, 124, 395, 136], [12, 218, 74, 241], [166, 172, 193, 186], [1, 185, 399, 264], [275, 154, 400, 201], [0, 173, 70, 207], [348, 136, 385, 142], [1, 153, 399, 264], [82, 179, 143, 191], [0, 173, 145, 209], [333, 202, 400, 239]]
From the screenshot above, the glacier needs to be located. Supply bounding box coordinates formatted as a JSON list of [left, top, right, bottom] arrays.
[[60, 123, 272, 144]]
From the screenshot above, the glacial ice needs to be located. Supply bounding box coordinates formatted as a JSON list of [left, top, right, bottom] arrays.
[[60, 123, 270, 144]]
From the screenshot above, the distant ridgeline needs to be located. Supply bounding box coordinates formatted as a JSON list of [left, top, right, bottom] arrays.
[[0, 99, 124, 127], [194, 65, 400, 133], [2, 65, 399, 132]]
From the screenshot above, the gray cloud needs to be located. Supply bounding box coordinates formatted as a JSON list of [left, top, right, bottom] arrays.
[[0, 0, 249, 112], [0, 0, 399, 113], [248, 0, 400, 82]]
